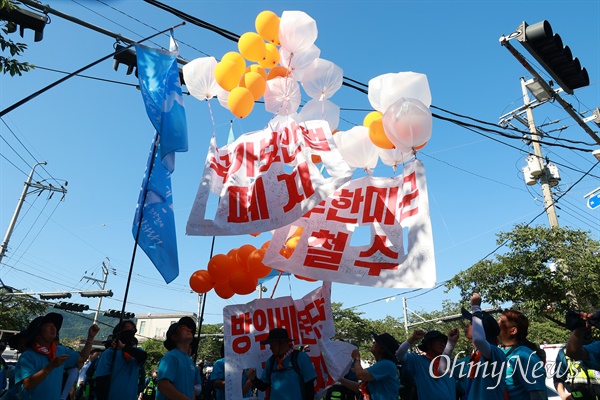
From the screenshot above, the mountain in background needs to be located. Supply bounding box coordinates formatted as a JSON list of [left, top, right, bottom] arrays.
[[52, 309, 135, 341]]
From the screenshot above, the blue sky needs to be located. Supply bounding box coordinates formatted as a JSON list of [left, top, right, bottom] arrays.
[[1, 0, 599, 329]]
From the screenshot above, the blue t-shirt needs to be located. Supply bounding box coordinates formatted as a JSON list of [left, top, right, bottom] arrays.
[[455, 347, 507, 400], [260, 351, 317, 400], [209, 358, 252, 400], [156, 349, 196, 400], [503, 345, 547, 400], [584, 341, 600, 371], [366, 358, 400, 400], [94, 348, 142, 400], [402, 353, 453, 400], [15, 345, 79, 400]]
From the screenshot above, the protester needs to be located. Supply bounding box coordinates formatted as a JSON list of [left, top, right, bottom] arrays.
[[209, 344, 253, 400], [14, 312, 99, 400], [395, 329, 457, 399], [75, 348, 103, 400], [554, 336, 600, 400], [95, 319, 147, 400], [566, 310, 600, 369], [440, 293, 506, 400], [337, 331, 399, 400], [140, 371, 158, 400], [156, 317, 198, 400], [247, 327, 316, 400], [498, 308, 547, 400]]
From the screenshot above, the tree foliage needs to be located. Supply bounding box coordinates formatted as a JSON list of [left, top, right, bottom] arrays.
[[1, 0, 35, 76], [0, 288, 48, 330], [196, 323, 224, 364], [447, 224, 600, 318], [140, 338, 167, 374]]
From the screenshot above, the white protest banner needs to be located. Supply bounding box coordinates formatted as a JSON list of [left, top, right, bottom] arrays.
[[186, 119, 353, 236], [263, 159, 436, 288], [222, 282, 355, 400]]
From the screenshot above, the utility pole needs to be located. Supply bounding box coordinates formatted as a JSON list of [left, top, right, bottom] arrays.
[[520, 77, 559, 228], [402, 297, 409, 334], [83, 258, 111, 325], [0, 162, 67, 273]]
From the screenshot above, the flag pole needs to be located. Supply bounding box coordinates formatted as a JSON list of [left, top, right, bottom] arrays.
[[0, 22, 186, 117], [193, 236, 215, 363]]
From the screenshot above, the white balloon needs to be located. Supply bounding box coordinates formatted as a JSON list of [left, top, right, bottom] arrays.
[[299, 98, 340, 131], [368, 72, 432, 113], [263, 76, 302, 116], [215, 86, 229, 109], [382, 97, 432, 150], [280, 45, 320, 81], [378, 147, 415, 168], [182, 57, 219, 101], [301, 58, 343, 100], [333, 126, 379, 170], [279, 11, 318, 54]]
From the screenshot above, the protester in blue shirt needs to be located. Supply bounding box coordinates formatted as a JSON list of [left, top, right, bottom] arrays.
[[14, 312, 99, 400], [396, 328, 457, 400], [209, 344, 253, 400], [338, 331, 400, 400], [498, 308, 547, 400], [566, 310, 600, 371], [247, 328, 317, 400], [95, 320, 147, 400], [156, 317, 198, 400]]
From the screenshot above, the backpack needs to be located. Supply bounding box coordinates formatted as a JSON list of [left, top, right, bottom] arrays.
[[265, 350, 305, 400], [141, 378, 157, 400]]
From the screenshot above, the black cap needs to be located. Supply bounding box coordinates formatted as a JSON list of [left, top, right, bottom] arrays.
[[260, 328, 294, 345], [26, 312, 63, 336], [417, 330, 448, 352], [164, 317, 197, 351], [371, 332, 400, 356], [461, 307, 500, 344]]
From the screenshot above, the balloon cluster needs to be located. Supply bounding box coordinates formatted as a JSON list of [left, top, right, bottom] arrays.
[[332, 72, 433, 171]]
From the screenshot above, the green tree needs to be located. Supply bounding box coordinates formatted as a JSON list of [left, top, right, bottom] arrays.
[[0, 288, 47, 330], [140, 338, 167, 373], [1, 0, 35, 76], [447, 224, 600, 319], [196, 324, 224, 364]]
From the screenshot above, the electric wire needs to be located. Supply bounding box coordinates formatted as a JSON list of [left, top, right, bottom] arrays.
[[0, 152, 29, 176]]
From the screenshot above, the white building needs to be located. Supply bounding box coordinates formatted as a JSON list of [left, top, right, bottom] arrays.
[[135, 312, 197, 342]]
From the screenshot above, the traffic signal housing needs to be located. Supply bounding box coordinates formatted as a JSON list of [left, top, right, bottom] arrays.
[[39, 292, 72, 300], [517, 20, 589, 94], [0, 5, 48, 42], [54, 302, 89, 312], [104, 309, 135, 319]]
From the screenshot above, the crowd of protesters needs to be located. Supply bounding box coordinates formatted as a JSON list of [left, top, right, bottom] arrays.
[[2, 294, 600, 400]]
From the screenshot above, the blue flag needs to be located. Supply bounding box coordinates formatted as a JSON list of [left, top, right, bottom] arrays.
[[133, 133, 178, 283], [133, 38, 187, 283]]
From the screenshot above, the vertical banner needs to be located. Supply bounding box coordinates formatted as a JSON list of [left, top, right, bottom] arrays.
[[223, 283, 355, 400], [186, 120, 353, 236], [263, 159, 436, 288]]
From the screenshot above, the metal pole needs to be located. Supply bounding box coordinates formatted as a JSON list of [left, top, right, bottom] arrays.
[[402, 297, 409, 334], [93, 258, 110, 325], [521, 78, 559, 228], [0, 161, 46, 266]]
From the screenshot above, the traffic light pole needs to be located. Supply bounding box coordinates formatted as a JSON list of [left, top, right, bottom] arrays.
[[85, 259, 110, 325], [520, 77, 559, 228]]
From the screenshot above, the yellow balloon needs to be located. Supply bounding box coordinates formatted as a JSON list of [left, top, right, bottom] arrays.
[[363, 111, 383, 128], [215, 59, 243, 92], [258, 43, 280, 69], [238, 32, 266, 63], [369, 117, 395, 149], [227, 87, 255, 119], [267, 66, 289, 80], [239, 71, 266, 101], [255, 10, 280, 45], [221, 52, 246, 77], [245, 64, 267, 81]]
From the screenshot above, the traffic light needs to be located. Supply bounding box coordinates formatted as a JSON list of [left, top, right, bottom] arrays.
[[0, 5, 48, 42], [54, 302, 89, 312], [104, 309, 135, 319], [517, 20, 589, 94], [39, 292, 72, 300], [80, 290, 113, 298]]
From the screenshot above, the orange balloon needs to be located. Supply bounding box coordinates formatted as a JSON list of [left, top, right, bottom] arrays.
[[284, 236, 301, 258], [295, 274, 318, 282], [239, 71, 266, 101], [332, 130, 340, 135], [363, 111, 383, 128], [207, 254, 232, 282], [255, 10, 280, 45], [245, 64, 267, 80], [229, 270, 258, 295], [267, 66, 289, 80], [311, 154, 322, 164], [247, 249, 272, 278], [238, 32, 266, 62], [414, 141, 427, 150], [227, 87, 255, 118], [215, 59, 243, 92], [237, 244, 257, 268], [258, 43, 280, 69], [290, 227, 304, 238], [369, 117, 395, 150], [221, 52, 246, 77], [261, 240, 271, 250], [214, 280, 235, 299], [227, 248, 245, 273], [189, 270, 214, 293]]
